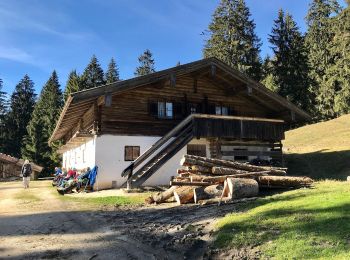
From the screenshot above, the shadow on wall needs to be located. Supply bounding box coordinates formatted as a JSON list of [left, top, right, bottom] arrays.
[[285, 149, 350, 180]]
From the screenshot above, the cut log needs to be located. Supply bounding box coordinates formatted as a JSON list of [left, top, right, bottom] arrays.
[[145, 186, 178, 204], [204, 184, 224, 198], [198, 197, 257, 205], [212, 167, 286, 176], [198, 197, 232, 205], [170, 181, 212, 187], [224, 178, 259, 199], [257, 176, 313, 187], [181, 154, 286, 174], [193, 187, 210, 204], [173, 176, 191, 182], [191, 172, 271, 184], [190, 165, 212, 173], [173, 186, 197, 205]]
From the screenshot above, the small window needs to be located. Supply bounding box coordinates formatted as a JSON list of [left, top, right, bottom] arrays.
[[187, 144, 207, 157], [158, 101, 173, 119], [125, 146, 140, 161], [216, 106, 229, 116]]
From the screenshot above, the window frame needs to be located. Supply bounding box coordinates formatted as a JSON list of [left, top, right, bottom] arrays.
[[157, 101, 174, 119], [124, 146, 141, 161]]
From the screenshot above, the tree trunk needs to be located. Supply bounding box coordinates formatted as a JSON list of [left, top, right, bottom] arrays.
[[212, 167, 286, 176], [180, 154, 287, 174], [257, 176, 313, 187], [170, 181, 212, 187], [193, 187, 210, 204], [224, 178, 259, 199], [145, 186, 178, 204], [203, 184, 224, 198], [173, 186, 196, 205]]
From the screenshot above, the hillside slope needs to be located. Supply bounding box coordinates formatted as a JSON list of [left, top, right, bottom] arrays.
[[283, 114, 350, 180]]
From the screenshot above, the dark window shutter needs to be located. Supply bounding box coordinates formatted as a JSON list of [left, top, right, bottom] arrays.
[[149, 101, 158, 116], [208, 104, 216, 114], [228, 107, 235, 116], [174, 102, 183, 119]]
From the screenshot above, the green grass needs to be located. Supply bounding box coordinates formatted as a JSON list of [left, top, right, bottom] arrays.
[[215, 181, 350, 259], [71, 195, 149, 206], [283, 114, 350, 180]]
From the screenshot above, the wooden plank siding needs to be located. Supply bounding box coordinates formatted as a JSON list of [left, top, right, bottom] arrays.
[[98, 74, 274, 137], [192, 117, 284, 141]]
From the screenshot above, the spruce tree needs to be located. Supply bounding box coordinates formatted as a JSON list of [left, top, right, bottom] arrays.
[[261, 56, 279, 92], [0, 78, 8, 153], [63, 70, 81, 101], [203, 0, 262, 80], [5, 75, 36, 157], [268, 9, 311, 112], [22, 71, 63, 174], [134, 49, 156, 76], [326, 1, 350, 116], [81, 55, 106, 89], [305, 0, 341, 118], [105, 58, 120, 84]]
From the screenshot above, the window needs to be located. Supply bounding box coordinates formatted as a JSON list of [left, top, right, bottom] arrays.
[[215, 106, 229, 116], [158, 101, 173, 119], [125, 146, 140, 161], [187, 144, 207, 157]]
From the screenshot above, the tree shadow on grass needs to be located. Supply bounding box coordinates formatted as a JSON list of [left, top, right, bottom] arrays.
[[285, 149, 350, 180]]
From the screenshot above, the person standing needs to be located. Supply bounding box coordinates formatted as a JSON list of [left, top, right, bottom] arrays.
[[21, 160, 32, 189]]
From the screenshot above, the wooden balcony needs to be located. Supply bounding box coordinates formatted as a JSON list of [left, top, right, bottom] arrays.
[[191, 114, 285, 142]]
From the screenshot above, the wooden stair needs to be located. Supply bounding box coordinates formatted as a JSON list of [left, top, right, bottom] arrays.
[[121, 115, 194, 188]]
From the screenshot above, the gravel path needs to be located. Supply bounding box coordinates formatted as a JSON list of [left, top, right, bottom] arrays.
[[0, 181, 245, 259]]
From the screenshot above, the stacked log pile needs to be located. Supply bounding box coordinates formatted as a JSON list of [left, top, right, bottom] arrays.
[[145, 155, 313, 205]]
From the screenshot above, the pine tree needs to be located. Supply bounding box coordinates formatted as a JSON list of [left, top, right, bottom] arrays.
[[305, 0, 341, 118], [105, 58, 120, 84], [268, 9, 311, 112], [134, 49, 156, 76], [203, 0, 262, 80], [81, 55, 106, 89], [63, 70, 81, 101], [5, 75, 36, 157], [22, 71, 63, 174], [326, 1, 350, 116]]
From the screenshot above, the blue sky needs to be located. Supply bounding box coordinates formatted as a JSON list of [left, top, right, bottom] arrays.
[[0, 0, 346, 95]]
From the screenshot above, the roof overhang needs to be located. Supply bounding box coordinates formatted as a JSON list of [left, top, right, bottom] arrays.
[[49, 57, 311, 143]]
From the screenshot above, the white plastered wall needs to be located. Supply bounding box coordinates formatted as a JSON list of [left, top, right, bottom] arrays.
[[62, 138, 96, 171], [93, 135, 211, 189]]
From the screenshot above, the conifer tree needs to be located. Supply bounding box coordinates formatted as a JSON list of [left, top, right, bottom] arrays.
[[134, 49, 156, 76], [105, 58, 120, 84], [81, 55, 106, 89], [305, 0, 341, 118], [63, 70, 81, 101], [5, 75, 36, 157], [326, 1, 350, 116], [268, 9, 311, 112], [203, 0, 262, 80], [22, 71, 63, 173], [0, 78, 8, 153]]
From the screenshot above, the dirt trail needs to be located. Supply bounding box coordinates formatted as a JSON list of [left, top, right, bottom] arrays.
[[0, 181, 244, 259]]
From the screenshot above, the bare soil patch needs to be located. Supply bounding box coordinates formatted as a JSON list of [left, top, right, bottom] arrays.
[[0, 181, 246, 259]]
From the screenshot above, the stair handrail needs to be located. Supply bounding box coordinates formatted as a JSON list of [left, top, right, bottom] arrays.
[[121, 114, 194, 177]]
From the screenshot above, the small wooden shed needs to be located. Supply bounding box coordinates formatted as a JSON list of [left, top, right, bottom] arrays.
[[0, 153, 43, 180]]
